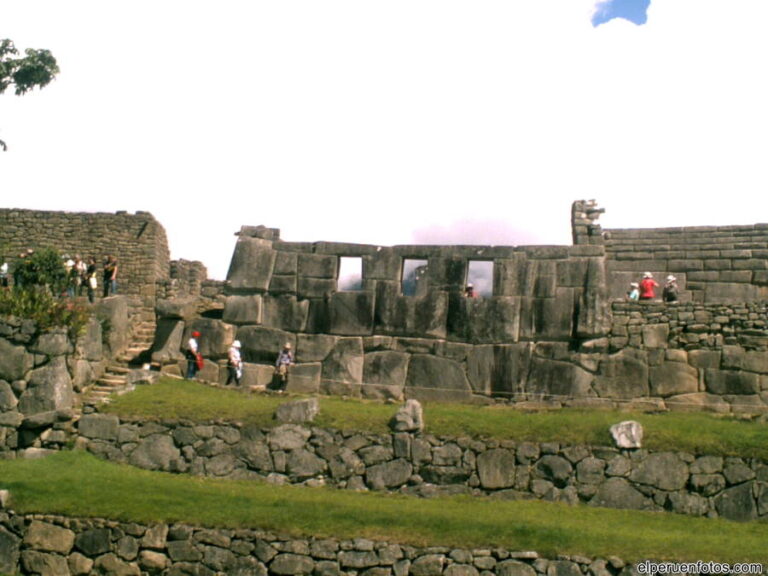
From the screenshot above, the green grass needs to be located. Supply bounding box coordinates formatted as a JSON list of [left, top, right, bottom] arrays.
[[105, 378, 768, 459], [1, 451, 767, 563]]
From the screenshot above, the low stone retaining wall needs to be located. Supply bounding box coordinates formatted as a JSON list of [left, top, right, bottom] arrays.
[[78, 416, 768, 522], [0, 510, 636, 576]]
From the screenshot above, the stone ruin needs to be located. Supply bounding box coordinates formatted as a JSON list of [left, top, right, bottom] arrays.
[[148, 201, 768, 413]]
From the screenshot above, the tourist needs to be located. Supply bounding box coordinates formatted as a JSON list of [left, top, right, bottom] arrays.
[[464, 283, 476, 298], [64, 255, 77, 298], [186, 330, 202, 380], [226, 340, 243, 386], [74, 255, 87, 296], [626, 282, 639, 301], [274, 342, 294, 390], [86, 257, 98, 303], [0, 259, 8, 289], [663, 275, 679, 303], [103, 255, 118, 297], [639, 272, 658, 301]]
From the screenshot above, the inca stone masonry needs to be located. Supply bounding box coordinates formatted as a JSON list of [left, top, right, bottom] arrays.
[[2, 201, 768, 410]]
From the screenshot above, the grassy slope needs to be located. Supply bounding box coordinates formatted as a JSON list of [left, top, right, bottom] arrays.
[[1, 451, 767, 563], [103, 378, 768, 459], [4, 379, 768, 563]]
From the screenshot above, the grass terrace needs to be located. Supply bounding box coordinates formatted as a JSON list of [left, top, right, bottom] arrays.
[[1, 451, 767, 563], [101, 377, 768, 460]]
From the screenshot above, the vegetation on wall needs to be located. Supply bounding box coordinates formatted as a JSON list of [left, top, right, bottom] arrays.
[[0, 281, 89, 337]]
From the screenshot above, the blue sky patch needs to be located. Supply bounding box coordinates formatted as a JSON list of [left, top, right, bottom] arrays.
[[592, 0, 651, 27]]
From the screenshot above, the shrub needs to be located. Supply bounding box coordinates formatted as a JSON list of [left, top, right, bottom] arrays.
[[0, 288, 90, 337]]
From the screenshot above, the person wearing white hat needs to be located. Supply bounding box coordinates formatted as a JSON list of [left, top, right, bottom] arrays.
[[274, 342, 294, 390], [663, 275, 679, 303], [639, 272, 658, 301], [226, 340, 243, 386]]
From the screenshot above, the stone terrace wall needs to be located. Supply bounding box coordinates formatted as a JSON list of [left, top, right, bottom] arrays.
[[77, 416, 768, 522], [0, 510, 647, 576], [604, 224, 768, 303], [0, 208, 171, 321]]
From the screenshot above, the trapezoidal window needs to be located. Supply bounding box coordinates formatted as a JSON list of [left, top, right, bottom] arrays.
[[338, 257, 363, 291], [466, 260, 494, 298], [402, 258, 428, 296]]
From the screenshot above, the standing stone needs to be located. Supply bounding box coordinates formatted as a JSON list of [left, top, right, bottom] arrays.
[[389, 399, 424, 432], [609, 421, 643, 449]]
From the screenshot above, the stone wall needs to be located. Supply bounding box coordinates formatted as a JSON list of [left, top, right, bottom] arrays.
[[0, 510, 642, 576], [0, 208, 171, 322], [77, 416, 768, 522], [0, 300, 130, 455], [604, 224, 768, 304]]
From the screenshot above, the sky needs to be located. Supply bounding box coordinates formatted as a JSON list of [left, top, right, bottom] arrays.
[[2, 1, 768, 279]]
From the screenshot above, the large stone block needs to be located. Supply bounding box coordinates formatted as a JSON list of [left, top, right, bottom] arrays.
[[329, 291, 375, 336], [519, 291, 575, 341], [76, 317, 103, 362], [575, 257, 611, 339], [269, 274, 298, 294], [226, 237, 276, 291], [526, 357, 593, 398], [18, 356, 74, 416], [299, 253, 337, 278], [588, 477, 652, 510], [237, 326, 296, 364], [222, 295, 263, 325], [321, 338, 364, 397], [703, 282, 759, 303], [405, 354, 472, 402], [462, 297, 521, 344], [95, 295, 129, 359], [297, 334, 338, 362], [629, 452, 689, 491], [285, 363, 322, 394], [593, 349, 649, 399], [0, 338, 32, 383], [155, 297, 198, 321], [364, 248, 401, 281], [274, 250, 298, 275], [476, 448, 516, 489], [187, 319, 237, 360], [642, 324, 670, 348], [262, 295, 309, 332], [362, 350, 410, 400], [649, 362, 699, 397], [298, 277, 337, 299], [129, 434, 182, 472], [705, 369, 761, 395], [151, 318, 185, 363]]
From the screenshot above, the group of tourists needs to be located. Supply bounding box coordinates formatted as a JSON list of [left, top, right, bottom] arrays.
[[185, 333, 294, 390], [63, 254, 118, 303], [0, 251, 118, 304], [627, 272, 678, 303]]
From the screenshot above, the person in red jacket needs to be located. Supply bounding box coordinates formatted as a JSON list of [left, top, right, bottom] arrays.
[[639, 272, 658, 301]]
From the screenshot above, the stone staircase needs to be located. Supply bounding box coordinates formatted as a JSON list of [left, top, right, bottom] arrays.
[[80, 320, 157, 409]]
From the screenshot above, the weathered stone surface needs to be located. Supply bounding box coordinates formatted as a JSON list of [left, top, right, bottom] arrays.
[[23, 520, 75, 553], [527, 357, 593, 398], [227, 237, 276, 291], [0, 379, 18, 411], [18, 356, 74, 416], [329, 291, 375, 336], [705, 369, 761, 395], [390, 399, 424, 432], [156, 297, 199, 321], [21, 550, 70, 575], [237, 326, 296, 364], [78, 413, 120, 440], [650, 362, 698, 397], [715, 482, 758, 521], [589, 478, 651, 510], [268, 424, 311, 451], [128, 434, 181, 471], [476, 448, 516, 490], [75, 527, 111, 556], [187, 318, 237, 359], [271, 553, 316, 575], [366, 459, 413, 489], [363, 351, 409, 400], [630, 453, 688, 491], [321, 338, 364, 397], [593, 349, 649, 399], [534, 455, 573, 488], [262, 295, 310, 332], [287, 448, 326, 479], [405, 355, 472, 402], [222, 294, 264, 325], [496, 559, 537, 576], [609, 421, 643, 449], [641, 324, 669, 349], [151, 318, 186, 363], [410, 554, 445, 576], [285, 363, 322, 394], [0, 527, 20, 575], [297, 334, 338, 362]]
